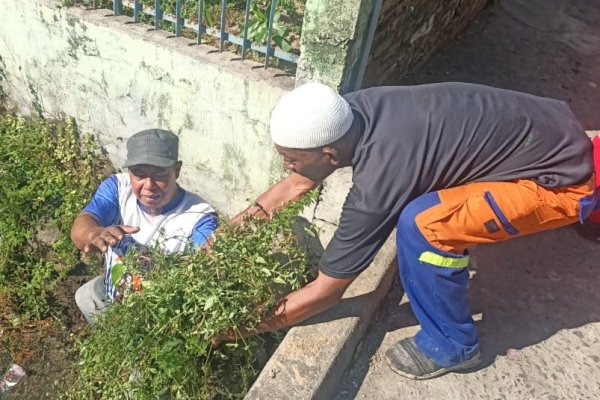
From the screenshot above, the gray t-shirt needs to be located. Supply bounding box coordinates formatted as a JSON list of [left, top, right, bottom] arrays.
[[320, 82, 593, 278]]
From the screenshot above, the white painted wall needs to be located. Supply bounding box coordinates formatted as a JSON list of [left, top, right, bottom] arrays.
[[0, 0, 295, 216]]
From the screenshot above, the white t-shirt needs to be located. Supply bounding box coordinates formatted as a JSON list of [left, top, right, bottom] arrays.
[[83, 173, 216, 299]]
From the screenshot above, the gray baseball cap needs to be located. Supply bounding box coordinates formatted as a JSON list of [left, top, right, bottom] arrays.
[[123, 129, 179, 168]]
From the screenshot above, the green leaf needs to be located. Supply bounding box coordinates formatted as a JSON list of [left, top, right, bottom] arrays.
[[110, 263, 126, 288], [255, 255, 267, 264], [204, 295, 217, 311], [274, 36, 292, 52]]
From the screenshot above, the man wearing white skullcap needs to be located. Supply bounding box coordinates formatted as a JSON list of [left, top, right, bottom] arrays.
[[228, 82, 599, 379], [270, 82, 354, 150]]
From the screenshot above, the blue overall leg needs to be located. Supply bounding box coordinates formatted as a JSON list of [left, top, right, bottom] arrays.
[[396, 191, 479, 366]]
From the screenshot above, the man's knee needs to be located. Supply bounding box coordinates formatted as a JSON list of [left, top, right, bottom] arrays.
[[75, 275, 109, 324]]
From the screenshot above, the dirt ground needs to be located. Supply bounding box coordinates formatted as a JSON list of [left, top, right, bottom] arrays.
[[0, 263, 97, 399], [336, 0, 600, 399]]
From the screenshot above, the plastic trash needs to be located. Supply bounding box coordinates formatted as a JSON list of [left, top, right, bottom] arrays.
[[505, 348, 522, 361], [0, 363, 26, 396]]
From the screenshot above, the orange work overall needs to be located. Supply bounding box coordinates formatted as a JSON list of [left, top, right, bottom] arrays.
[[396, 175, 597, 366]]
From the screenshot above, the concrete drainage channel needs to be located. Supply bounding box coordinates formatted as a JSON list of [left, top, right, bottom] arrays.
[[247, 239, 397, 399], [246, 168, 399, 399]]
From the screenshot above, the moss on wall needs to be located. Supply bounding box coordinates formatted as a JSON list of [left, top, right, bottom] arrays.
[[297, 0, 375, 92]]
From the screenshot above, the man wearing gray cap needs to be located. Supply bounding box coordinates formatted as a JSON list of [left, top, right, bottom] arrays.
[[229, 82, 598, 379], [71, 128, 217, 324]]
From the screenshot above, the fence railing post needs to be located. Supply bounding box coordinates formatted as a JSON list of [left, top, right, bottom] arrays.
[[133, 0, 142, 22], [219, 0, 227, 52], [264, 0, 277, 68], [154, 0, 162, 29], [113, 0, 122, 15], [197, 0, 205, 45], [242, 0, 251, 61], [175, 0, 182, 36]]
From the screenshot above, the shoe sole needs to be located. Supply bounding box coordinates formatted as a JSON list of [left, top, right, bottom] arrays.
[[385, 351, 482, 380]]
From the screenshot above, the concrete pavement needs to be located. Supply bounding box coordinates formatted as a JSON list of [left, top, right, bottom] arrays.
[[336, 227, 600, 399]]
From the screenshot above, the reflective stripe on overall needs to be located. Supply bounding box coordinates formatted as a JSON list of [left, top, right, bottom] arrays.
[[396, 175, 598, 366]]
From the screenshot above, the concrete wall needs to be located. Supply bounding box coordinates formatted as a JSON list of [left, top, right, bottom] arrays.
[[297, 0, 376, 93], [0, 0, 294, 216], [363, 0, 488, 87]]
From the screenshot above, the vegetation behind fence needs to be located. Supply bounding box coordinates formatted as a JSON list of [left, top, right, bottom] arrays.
[[66, 0, 306, 70]]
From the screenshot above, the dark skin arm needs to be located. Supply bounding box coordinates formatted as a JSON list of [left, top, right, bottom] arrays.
[[70, 212, 140, 253], [228, 172, 319, 224], [257, 272, 355, 332], [221, 272, 355, 341]]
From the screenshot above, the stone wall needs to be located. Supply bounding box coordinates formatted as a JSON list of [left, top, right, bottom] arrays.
[[0, 0, 294, 216], [363, 0, 489, 87]]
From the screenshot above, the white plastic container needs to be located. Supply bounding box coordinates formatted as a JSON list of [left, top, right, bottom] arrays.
[[0, 363, 26, 396]]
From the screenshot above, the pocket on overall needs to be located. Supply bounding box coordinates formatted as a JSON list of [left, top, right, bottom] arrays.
[[483, 191, 519, 235], [415, 190, 518, 254], [484, 179, 584, 235], [416, 179, 590, 254]]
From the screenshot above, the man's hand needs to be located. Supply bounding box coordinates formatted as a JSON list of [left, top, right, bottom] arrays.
[[84, 225, 140, 253], [71, 212, 140, 254], [212, 272, 354, 345], [256, 272, 354, 333], [209, 272, 355, 348], [211, 327, 251, 347]]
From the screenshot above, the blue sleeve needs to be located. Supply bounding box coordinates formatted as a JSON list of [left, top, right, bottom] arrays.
[[190, 213, 218, 246], [82, 176, 121, 227]]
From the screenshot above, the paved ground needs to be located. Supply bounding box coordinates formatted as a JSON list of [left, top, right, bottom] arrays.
[[335, 1, 600, 399]]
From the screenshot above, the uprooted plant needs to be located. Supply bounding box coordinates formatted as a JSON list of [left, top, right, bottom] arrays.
[[66, 192, 317, 399]]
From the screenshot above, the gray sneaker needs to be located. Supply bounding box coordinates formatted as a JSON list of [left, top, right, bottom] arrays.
[[385, 337, 481, 380]]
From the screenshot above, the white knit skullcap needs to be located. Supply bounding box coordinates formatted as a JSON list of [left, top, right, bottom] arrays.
[[270, 82, 354, 149]]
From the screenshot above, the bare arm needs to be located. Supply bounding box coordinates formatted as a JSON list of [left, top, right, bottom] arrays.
[[229, 172, 319, 224], [220, 271, 355, 341], [70, 212, 139, 253], [258, 272, 355, 333], [222, 174, 341, 339]]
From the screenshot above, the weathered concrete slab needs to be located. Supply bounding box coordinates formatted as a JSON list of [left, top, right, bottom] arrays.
[[501, 0, 600, 56], [246, 234, 397, 400], [308, 167, 354, 246]]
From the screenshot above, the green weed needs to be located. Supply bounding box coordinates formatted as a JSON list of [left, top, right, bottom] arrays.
[[0, 114, 109, 319], [66, 193, 317, 399], [246, 3, 292, 52]]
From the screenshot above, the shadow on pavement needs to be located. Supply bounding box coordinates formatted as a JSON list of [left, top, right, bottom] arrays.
[[337, 225, 600, 399], [469, 225, 600, 367]]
